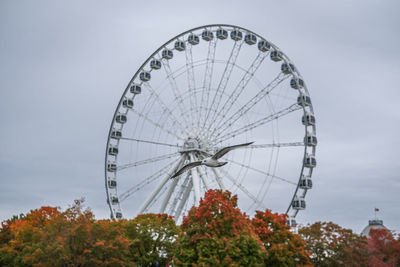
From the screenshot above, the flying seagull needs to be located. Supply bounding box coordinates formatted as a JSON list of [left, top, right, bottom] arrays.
[[171, 142, 254, 178]]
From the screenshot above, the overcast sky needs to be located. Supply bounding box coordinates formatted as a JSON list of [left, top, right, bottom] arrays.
[[1, 0, 399, 234]]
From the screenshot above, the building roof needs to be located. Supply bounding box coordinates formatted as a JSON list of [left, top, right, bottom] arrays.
[[360, 219, 389, 237]]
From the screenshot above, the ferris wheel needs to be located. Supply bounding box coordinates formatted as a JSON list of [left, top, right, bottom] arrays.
[[104, 24, 317, 224]]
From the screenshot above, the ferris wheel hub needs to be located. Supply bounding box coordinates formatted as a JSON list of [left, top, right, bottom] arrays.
[[179, 137, 213, 155]]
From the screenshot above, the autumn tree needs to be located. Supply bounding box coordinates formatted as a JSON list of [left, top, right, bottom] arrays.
[[0, 199, 132, 266], [0, 199, 181, 266], [298, 221, 368, 266], [364, 229, 400, 266], [252, 209, 312, 266], [173, 189, 265, 266]]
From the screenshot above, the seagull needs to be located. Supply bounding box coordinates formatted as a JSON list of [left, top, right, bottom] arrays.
[[171, 142, 254, 178]]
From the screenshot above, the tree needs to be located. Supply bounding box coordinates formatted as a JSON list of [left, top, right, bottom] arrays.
[[125, 213, 179, 266], [252, 209, 312, 266], [173, 189, 265, 266], [298, 221, 368, 266], [0, 199, 132, 266], [365, 229, 400, 266]]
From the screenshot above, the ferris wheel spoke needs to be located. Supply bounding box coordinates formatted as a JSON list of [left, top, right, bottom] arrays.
[[161, 59, 192, 129], [119, 160, 176, 202], [143, 82, 190, 135], [118, 152, 180, 171], [211, 168, 225, 190], [207, 51, 269, 134], [212, 72, 289, 136], [203, 40, 244, 131], [189, 154, 202, 205], [138, 156, 187, 214], [174, 175, 193, 220], [130, 108, 184, 141], [145, 183, 170, 213], [217, 168, 266, 210], [199, 38, 217, 128], [168, 172, 191, 215], [185, 44, 197, 124], [213, 103, 301, 143], [160, 172, 181, 213], [246, 141, 305, 149], [257, 148, 280, 205], [226, 158, 297, 186], [193, 155, 212, 190], [119, 137, 182, 148]]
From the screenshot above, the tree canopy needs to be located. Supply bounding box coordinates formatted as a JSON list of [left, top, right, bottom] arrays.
[[0, 199, 178, 266], [173, 189, 265, 266], [252, 209, 311, 266], [1, 192, 400, 266]]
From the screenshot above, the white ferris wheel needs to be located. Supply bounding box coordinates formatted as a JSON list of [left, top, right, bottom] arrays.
[[105, 24, 317, 224]]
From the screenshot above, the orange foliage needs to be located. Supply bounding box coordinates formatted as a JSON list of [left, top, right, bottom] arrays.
[[252, 209, 312, 266]]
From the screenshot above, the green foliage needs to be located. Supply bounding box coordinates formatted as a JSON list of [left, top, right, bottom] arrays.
[[126, 213, 179, 265]]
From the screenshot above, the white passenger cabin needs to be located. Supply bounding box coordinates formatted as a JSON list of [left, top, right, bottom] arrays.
[[130, 84, 141, 94], [292, 196, 306, 210], [201, 30, 213, 41], [244, 33, 257, 45], [216, 29, 228, 39], [304, 154, 317, 168], [230, 29, 243, 41], [258, 40, 270, 52]]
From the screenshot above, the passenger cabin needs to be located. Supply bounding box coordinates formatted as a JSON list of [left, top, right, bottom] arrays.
[[122, 98, 134, 109], [188, 34, 199, 45], [230, 30, 243, 41], [258, 40, 270, 52], [115, 212, 122, 219], [297, 93, 312, 107], [111, 129, 122, 139], [287, 216, 297, 227], [130, 84, 141, 94], [162, 49, 173, 59], [270, 50, 282, 61], [300, 175, 312, 189], [292, 196, 306, 210], [290, 77, 304, 89], [107, 161, 117, 172], [108, 145, 118, 156], [302, 112, 316, 126], [139, 71, 151, 82], [281, 63, 295, 74], [111, 196, 119, 205], [244, 33, 257, 45], [201, 30, 213, 41], [216, 29, 228, 39], [304, 154, 317, 168], [108, 178, 117, 189], [174, 40, 185, 51], [304, 132, 318, 146], [150, 59, 161, 70], [115, 113, 127, 124]]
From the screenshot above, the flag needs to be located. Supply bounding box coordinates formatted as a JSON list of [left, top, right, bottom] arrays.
[[375, 208, 379, 212]]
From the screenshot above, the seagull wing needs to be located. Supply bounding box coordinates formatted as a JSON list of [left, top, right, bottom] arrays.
[[171, 161, 202, 178], [212, 142, 254, 160]]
